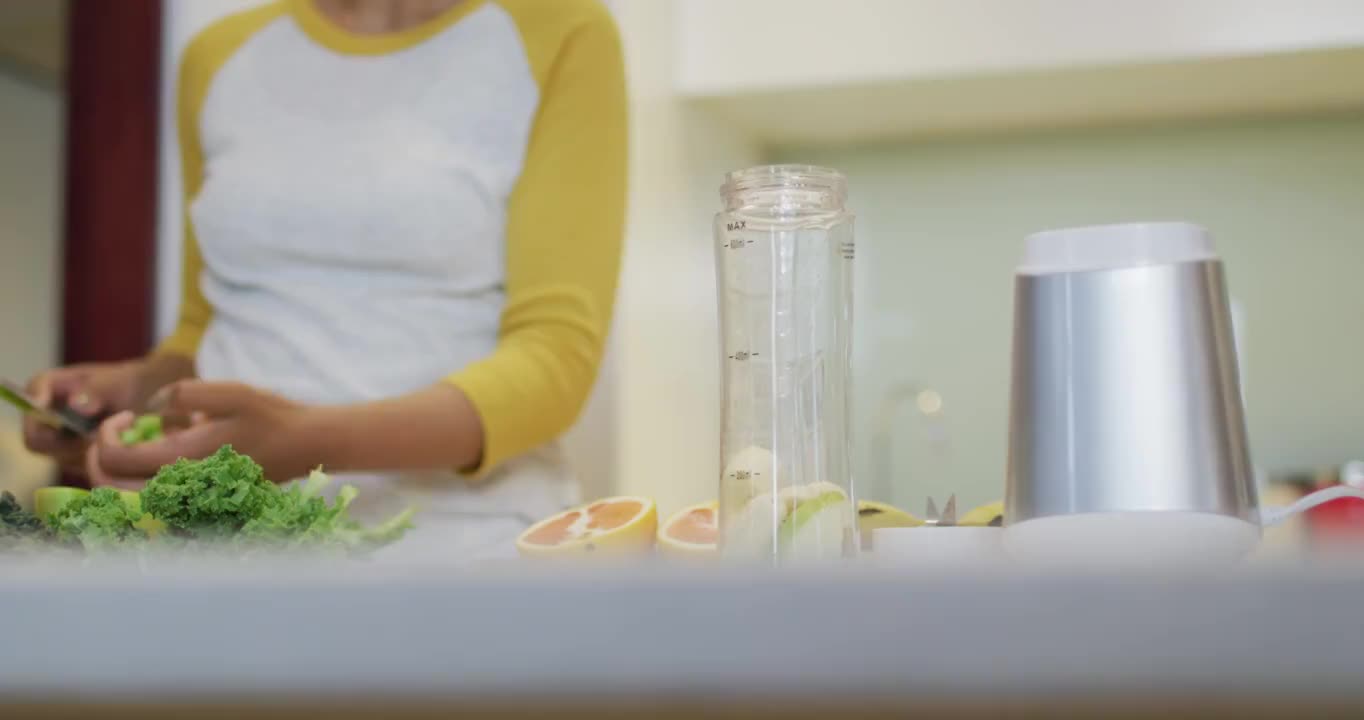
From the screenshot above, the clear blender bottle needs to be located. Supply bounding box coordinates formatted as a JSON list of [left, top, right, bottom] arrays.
[[714, 165, 856, 565]]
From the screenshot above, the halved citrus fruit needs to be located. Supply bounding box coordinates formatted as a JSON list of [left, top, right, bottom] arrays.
[[657, 501, 719, 557], [856, 500, 922, 550], [516, 496, 657, 558]]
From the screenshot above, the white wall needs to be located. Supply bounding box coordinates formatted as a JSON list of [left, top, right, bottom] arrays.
[[0, 69, 63, 498], [773, 115, 1364, 513], [611, 1, 762, 514], [677, 0, 1364, 95]]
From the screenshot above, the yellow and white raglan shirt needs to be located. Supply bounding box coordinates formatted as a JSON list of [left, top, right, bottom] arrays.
[[157, 0, 626, 554]]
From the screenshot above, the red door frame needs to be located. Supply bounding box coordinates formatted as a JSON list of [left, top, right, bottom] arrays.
[[61, 0, 163, 366], [60, 0, 163, 486]]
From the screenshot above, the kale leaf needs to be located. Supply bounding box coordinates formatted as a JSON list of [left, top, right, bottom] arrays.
[[140, 445, 277, 538], [141, 446, 413, 554], [0, 490, 44, 534], [47, 487, 145, 551]]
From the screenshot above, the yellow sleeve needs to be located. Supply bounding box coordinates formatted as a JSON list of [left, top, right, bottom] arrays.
[[154, 3, 286, 358], [447, 0, 627, 473]]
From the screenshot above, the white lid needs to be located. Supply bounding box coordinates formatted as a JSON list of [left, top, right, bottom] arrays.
[[1019, 221, 1216, 276]]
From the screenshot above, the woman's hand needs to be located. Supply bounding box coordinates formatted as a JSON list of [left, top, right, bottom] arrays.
[[23, 355, 197, 476], [23, 362, 143, 475], [87, 381, 318, 488], [89, 380, 491, 488]]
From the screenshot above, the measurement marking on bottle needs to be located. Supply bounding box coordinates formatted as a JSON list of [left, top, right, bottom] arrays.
[[840, 241, 855, 260], [729, 471, 762, 480], [728, 351, 760, 361], [726, 237, 753, 250]]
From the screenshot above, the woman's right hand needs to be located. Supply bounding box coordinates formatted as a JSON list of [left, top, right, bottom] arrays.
[[21, 362, 144, 475]]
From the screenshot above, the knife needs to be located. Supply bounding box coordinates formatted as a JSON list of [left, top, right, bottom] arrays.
[[0, 378, 103, 437]]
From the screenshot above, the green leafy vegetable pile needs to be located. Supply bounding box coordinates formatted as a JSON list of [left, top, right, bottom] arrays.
[[0, 445, 413, 558], [143, 445, 277, 538], [144, 445, 414, 553]]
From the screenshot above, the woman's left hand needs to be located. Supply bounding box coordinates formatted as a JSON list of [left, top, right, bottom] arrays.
[[88, 381, 317, 488]]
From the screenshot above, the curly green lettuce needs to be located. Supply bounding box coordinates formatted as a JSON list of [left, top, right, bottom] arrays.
[[47, 487, 146, 551], [141, 445, 413, 554], [237, 468, 414, 553], [140, 445, 277, 539]]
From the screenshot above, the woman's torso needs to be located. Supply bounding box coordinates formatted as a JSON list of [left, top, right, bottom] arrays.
[[185, 1, 581, 539]]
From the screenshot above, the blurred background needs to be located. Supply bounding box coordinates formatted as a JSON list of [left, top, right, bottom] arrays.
[[0, 0, 66, 502], [2, 0, 1362, 533]]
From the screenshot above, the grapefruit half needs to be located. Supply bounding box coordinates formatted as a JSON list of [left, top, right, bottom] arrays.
[[658, 501, 719, 557], [516, 496, 657, 558]]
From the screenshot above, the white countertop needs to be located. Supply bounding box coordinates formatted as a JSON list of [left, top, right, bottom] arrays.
[[3, 557, 1363, 704]]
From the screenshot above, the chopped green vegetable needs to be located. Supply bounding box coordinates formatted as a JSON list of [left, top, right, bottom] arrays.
[[47, 487, 147, 551], [134, 414, 162, 435], [121, 413, 165, 446]]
